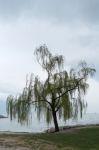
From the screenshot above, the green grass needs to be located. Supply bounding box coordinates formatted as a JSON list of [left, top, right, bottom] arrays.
[[29, 126, 99, 150]]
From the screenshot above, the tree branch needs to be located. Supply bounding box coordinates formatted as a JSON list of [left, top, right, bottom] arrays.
[[30, 99, 52, 107], [54, 78, 84, 101], [55, 102, 62, 112]]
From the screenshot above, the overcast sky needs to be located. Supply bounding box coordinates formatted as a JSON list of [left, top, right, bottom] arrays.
[[0, 0, 99, 113]]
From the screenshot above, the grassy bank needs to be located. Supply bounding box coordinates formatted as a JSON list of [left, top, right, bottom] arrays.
[[0, 126, 99, 150]]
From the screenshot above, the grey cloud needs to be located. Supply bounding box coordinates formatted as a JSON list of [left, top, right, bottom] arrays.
[[0, 0, 32, 20], [0, 0, 99, 24]]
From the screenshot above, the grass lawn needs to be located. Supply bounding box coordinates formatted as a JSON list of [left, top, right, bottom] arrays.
[[25, 126, 99, 150], [0, 126, 99, 150]]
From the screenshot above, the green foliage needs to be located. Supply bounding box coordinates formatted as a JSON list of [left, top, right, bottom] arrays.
[[7, 45, 96, 128]]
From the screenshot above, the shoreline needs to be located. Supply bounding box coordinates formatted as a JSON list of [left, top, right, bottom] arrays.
[[0, 123, 99, 134], [45, 123, 99, 133]]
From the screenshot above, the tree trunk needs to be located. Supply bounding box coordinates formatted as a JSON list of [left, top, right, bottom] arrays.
[[52, 110, 59, 132]]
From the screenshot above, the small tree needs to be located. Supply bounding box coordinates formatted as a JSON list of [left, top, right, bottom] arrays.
[[7, 45, 96, 132]]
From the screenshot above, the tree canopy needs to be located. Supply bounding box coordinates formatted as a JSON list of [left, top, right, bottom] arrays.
[[7, 45, 96, 132]]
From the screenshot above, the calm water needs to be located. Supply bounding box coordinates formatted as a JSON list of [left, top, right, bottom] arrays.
[[0, 113, 99, 133]]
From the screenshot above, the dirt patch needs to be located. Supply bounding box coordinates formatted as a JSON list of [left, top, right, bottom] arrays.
[[0, 133, 78, 150], [0, 135, 30, 150], [0, 147, 29, 150], [0, 134, 59, 150]]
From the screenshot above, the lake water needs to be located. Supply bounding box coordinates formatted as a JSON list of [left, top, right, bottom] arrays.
[[0, 113, 99, 133]]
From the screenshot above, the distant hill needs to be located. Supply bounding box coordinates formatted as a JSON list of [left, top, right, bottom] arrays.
[[0, 114, 7, 118]]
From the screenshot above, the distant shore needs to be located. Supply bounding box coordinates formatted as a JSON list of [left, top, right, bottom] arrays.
[[0, 115, 8, 118]]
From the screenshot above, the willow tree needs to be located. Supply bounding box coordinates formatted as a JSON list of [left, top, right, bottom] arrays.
[[7, 45, 96, 132]]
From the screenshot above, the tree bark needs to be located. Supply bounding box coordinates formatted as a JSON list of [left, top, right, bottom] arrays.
[[52, 110, 59, 132]]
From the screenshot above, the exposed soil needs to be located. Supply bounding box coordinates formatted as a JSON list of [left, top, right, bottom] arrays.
[[0, 134, 30, 150], [0, 134, 59, 150]]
